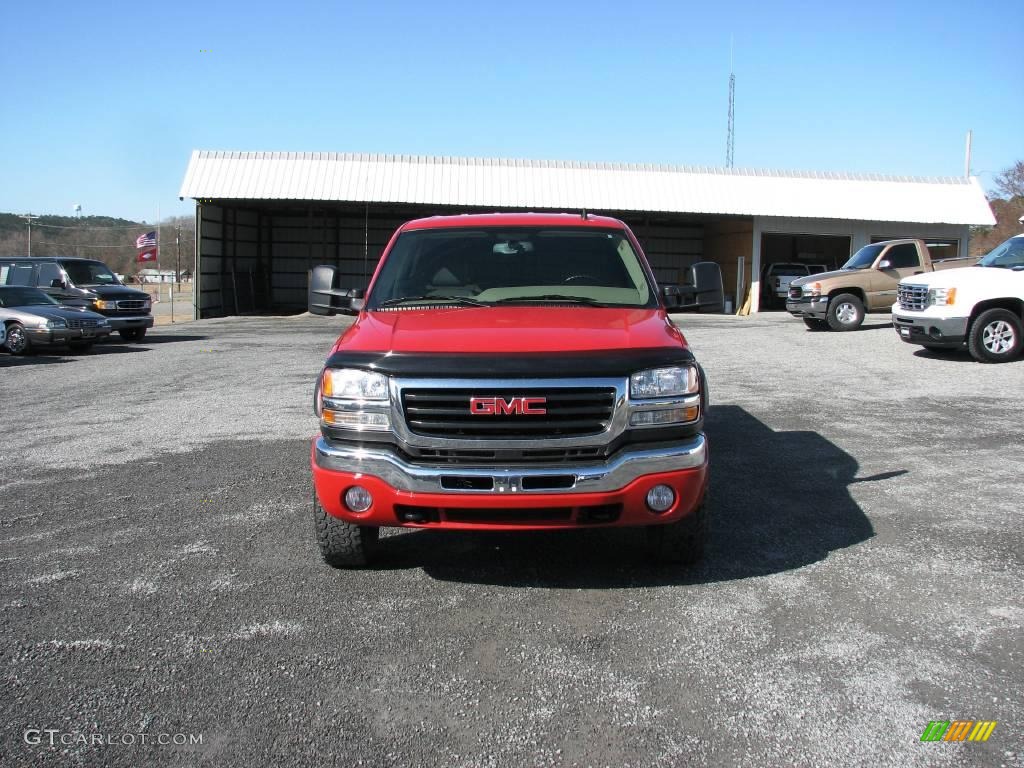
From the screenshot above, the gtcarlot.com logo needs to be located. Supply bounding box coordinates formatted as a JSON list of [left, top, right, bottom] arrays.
[[920, 720, 997, 742], [24, 729, 203, 747]]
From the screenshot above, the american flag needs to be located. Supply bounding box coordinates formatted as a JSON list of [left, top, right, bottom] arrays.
[[136, 231, 157, 248]]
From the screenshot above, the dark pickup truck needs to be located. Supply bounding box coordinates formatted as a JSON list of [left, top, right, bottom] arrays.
[[0, 257, 154, 341]]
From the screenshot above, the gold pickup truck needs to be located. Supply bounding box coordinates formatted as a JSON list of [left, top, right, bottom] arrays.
[[785, 239, 975, 331]]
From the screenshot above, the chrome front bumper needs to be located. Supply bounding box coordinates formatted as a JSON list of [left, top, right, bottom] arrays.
[[313, 434, 707, 494], [786, 296, 829, 318]]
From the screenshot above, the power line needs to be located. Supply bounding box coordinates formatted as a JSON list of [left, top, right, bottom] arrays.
[[29, 222, 155, 230], [35, 241, 148, 249]]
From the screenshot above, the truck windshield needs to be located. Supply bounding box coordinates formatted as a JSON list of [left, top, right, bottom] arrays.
[[0, 287, 60, 307], [976, 236, 1024, 269], [841, 244, 884, 270], [368, 227, 656, 309], [63, 260, 120, 286]]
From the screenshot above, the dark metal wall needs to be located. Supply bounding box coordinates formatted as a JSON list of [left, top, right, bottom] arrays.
[[195, 200, 747, 319]]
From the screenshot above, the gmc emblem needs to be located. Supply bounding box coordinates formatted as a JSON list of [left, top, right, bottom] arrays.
[[469, 396, 547, 416]]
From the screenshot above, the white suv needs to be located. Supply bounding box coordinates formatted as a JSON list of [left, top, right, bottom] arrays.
[[892, 234, 1024, 363]]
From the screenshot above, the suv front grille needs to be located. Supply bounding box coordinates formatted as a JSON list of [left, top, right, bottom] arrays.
[[115, 300, 147, 312], [898, 284, 928, 311], [66, 318, 99, 329], [401, 387, 616, 438]]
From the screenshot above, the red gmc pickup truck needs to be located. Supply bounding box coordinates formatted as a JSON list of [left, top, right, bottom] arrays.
[[309, 213, 715, 567]]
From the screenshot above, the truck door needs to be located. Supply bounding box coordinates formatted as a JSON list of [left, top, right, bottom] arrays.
[[872, 243, 923, 310]]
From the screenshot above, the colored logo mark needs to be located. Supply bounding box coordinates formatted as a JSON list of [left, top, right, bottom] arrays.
[[920, 720, 997, 742]]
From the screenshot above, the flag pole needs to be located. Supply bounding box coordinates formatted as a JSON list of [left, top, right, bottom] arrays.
[[156, 205, 161, 303]]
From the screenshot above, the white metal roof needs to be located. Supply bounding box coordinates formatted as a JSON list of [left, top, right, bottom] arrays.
[[179, 151, 995, 226]]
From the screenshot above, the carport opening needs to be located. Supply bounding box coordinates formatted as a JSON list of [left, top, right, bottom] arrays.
[[759, 233, 851, 310]]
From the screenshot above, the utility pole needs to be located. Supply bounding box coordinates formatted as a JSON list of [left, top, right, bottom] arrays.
[[21, 213, 40, 257]]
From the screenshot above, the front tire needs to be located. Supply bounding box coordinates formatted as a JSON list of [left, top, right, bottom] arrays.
[[646, 503, 707, 566], [314, 495, 379, 568], [119, 328, 147, 342], [803, 318, 829, 331], [826, 293, 865, 331], [968, 309, 1022, 363], [4, 322, 29, 355]]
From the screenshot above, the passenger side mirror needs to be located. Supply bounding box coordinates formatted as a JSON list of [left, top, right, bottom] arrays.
[[877, 259, 893, 270], [308, 265, 364, 316], [661, 284, 682, 309]]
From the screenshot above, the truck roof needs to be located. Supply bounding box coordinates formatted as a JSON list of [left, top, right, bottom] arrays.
[[0, 256, 104, 263], [399, 212, 627, 232]]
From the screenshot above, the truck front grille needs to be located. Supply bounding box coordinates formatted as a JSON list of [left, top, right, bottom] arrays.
[[898, 284, 928, 311], [401, 387, 616, 438]]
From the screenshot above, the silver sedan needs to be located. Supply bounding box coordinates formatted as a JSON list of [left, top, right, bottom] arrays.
[[0, 286, 113, 355]]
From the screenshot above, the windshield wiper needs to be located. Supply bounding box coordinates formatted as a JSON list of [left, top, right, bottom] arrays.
[[377, 295, 489, 308], [491, 294, 608, 306]]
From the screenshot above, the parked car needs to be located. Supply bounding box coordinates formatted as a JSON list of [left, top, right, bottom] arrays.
[[761, 263, 809, 308], [892, 233, 1024, 362], [0, 257, 153, 341], [786, 239, 975, 331], [307, 213, 712, 568], [0, 286, 112, 354]]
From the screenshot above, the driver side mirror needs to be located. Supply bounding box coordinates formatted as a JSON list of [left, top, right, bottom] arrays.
[[308, 265, 364, 316], [50, 278, 67, 289], [877, 259, 893, 270]]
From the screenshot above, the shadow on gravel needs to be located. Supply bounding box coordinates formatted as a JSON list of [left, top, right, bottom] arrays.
[[0, 354, 76, 367], [370, 405, 879, 588], [103, 333, 207, 345]]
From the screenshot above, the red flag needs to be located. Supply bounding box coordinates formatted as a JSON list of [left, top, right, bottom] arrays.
[[137, 248, 157, 263]]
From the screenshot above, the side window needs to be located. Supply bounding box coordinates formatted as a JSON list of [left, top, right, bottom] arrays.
[[885, 244, 921, 269], [0, 263, 35, 286], [37, 263, 63, 287]]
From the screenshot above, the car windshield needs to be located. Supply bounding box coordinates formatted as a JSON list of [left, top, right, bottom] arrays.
[[841, 244, 884, 270], [976, 236, 1024, 269], [0, 287, 60, 307], [367, 227, 656, 309], [63, 260, 120, 286]]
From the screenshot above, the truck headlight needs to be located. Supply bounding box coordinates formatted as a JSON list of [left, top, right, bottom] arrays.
[[802, 282, 822, 297], [320, 368, 391, 431], [322, 369, 389, 400], [94, 299, 117, 310], [630, 366, 699, 399], [927, 287, 956, 306]]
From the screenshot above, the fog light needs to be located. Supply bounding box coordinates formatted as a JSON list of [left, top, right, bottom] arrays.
[[646, 484, 675, 513], [344, 486, 373, 513]]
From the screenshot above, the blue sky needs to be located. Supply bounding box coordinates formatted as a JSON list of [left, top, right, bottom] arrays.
[[1, 0, 1020, 222]]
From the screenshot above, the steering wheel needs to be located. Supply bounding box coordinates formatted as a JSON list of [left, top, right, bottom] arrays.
[[562, 274, 600, 284]]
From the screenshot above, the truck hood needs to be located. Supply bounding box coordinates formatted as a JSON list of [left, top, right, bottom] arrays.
[[87, 285, 151, 300], [791, 268, 861, 287], [333, 307, 687, 355], [899, 265, 1021, 289]]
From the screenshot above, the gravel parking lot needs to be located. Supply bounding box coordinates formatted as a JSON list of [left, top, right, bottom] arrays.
[[1, 312, 1021, 767]]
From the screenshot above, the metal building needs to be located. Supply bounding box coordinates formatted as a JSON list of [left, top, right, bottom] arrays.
[[178, 151, 995, 318]]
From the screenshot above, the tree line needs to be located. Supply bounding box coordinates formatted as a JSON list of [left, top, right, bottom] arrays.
[[0, 213, 196, 280]]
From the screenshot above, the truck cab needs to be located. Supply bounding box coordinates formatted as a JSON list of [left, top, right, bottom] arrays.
[[307, 213, 716, 568], [0, 257, 154, 341]]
